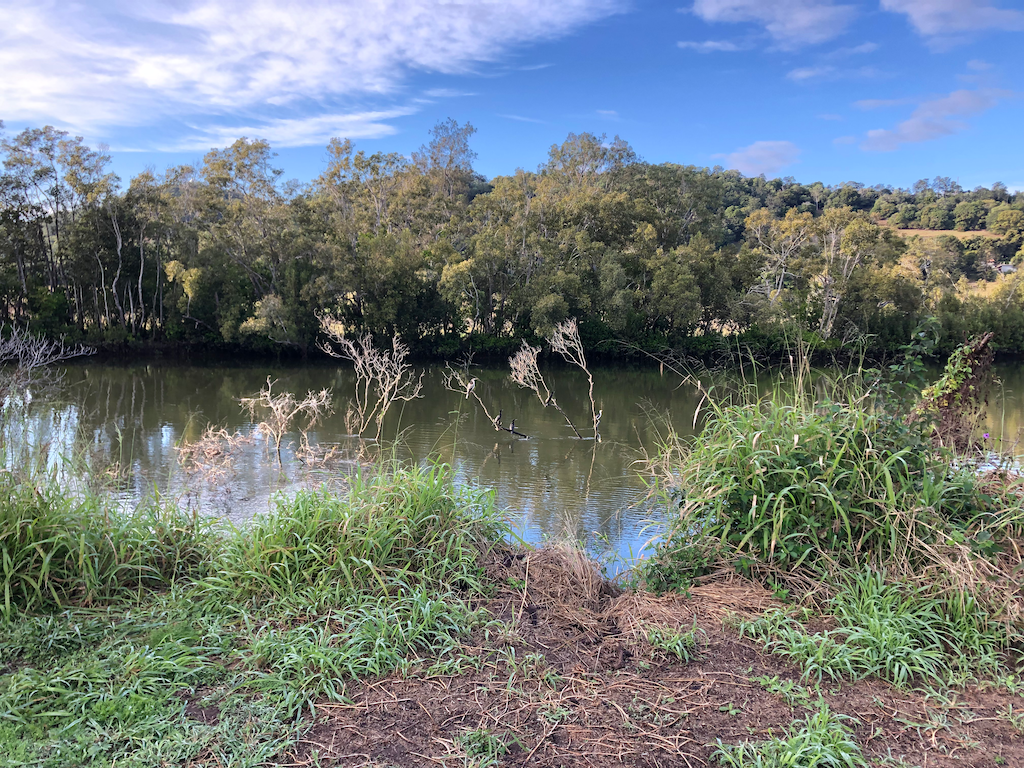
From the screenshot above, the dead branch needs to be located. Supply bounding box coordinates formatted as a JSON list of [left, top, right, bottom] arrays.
[[550, 318, 600, 441], [0, 325, 94, 404], [509, 340, 583, 439], [318, 317, 423, 440], [442, 362, 527, 438], [239, 377, 332, 462]]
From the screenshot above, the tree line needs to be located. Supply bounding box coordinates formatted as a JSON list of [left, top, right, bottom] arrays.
[[2, 119, 1023, 358]]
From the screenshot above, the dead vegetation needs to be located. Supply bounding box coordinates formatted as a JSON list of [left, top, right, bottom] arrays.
[[239, 377, 332, 461], [281, 545, 1024, 768], [318, 318, 424, 440], [175, 425, 254, 483]]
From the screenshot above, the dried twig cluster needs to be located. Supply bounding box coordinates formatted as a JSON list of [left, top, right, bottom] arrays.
[[239, 377, 332, 461], [318, 317, 423, 440], [176, 425, 254, 483], [0, 325, 93, 404]]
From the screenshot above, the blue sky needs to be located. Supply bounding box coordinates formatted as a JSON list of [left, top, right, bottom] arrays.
[[2, 0, 1022, 190]]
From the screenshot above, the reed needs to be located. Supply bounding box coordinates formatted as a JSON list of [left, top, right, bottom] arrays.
[[0, 471, 213, 620], [640, 362, 1024, 623]]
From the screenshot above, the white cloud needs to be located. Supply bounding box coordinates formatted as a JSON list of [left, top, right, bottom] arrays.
[[818, 114, 844, 121], [0, 0, 619, 146], [162, 109, 417, 151], [596, 109, 619, 117], [719, 140, 800, 176], [690, 0, 857, 48], [787, 65, 883, 82], [881, 0, 1024, 39], [498, 114, 545, 124], [967, 59, 994, 71], [833, 135, 856, 145], [860, 88, 1002, 151], [677, 40, 742, 52]]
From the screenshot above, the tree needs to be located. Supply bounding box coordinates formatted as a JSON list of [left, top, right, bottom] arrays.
[[745, 208, 813, 306]]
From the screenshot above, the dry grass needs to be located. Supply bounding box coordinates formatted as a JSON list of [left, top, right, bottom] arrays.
[[890, 227, 1000, 240]]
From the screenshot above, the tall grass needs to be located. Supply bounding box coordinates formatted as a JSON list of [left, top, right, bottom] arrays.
[[0, 471, 213, 620], [641, 370, 1024, 616], [200, 462, 506, 607]]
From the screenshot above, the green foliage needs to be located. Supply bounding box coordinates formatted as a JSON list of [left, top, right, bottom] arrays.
[[200, 463, 505, 605], [740, 570, 1007, 686], [0, 473, 213, 620], [646, 621, 702, 662], [712, 703, 868, 768], [458, 728, 517, 768]]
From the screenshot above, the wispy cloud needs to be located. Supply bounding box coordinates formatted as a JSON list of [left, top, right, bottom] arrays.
[[860, 88, 1004, 151], [817, 113, 844, 121], [596, 109, 619, 118], [718, 140, 800, 176], [689, 0, 857, 48], [787, 65, 883, 82], [881, 0, 1024, 44], [855, 97, 916, 110], [423, 88, 477, 99], [166, 109, 417, 151], [498, 114, 546, 124], [677, 39, 743, 52], [0, 0, 620, 147]]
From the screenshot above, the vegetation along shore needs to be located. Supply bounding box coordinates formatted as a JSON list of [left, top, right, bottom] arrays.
[[3, 322, 1024, 767], [2, 121, 1024, 361]]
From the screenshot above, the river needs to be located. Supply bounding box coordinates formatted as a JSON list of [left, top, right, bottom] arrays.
[[6, 359, 1024, 566]]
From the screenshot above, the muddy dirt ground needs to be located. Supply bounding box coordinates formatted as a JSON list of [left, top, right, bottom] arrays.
[[262, 548, 1024, 767]]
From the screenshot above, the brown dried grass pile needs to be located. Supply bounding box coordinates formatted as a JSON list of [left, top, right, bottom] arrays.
[[511, 544, 608, 634], [606, 577, 776, 643]]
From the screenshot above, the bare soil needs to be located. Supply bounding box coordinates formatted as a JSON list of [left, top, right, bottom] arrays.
[[275, 548, 1024, 768]]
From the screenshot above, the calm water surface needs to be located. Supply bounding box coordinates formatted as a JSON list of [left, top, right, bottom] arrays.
[[11, 360, 1024, 564]]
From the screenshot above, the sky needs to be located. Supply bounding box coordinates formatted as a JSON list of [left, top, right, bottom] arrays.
[[1, 0, 1022, 191]]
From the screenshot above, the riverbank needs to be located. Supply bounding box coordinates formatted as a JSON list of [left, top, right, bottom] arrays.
[[2, 454, 1023, 767]]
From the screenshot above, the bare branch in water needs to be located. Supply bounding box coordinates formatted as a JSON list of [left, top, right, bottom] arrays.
[[318, 316, 423, 440], [509, 339, 582, 439], [550, 318, 601, 441], [239, 377, 332, 462], [0, 325, 94, 403], [443, 358, 527, 438]]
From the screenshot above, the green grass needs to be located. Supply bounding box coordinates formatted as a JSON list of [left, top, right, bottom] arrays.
[[740, 570, 1007, 687], [712, 702, 868, 768], [0, 461, 511, 767], [639, 368, 1024, 623], [0, 472, 213, 620]]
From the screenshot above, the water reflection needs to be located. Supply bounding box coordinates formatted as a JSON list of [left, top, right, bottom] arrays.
[[8, 360, 1023, 564], [3, 363, 706, 561]]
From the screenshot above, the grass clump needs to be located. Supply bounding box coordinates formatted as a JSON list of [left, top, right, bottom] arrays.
[[201, 462, 504, 607], [0, 471, 213, 620], [712, 702, 867, 768], [639, 370, 1024, 624], [0, 461, 511, 767], [740, 570, 1007, 687]]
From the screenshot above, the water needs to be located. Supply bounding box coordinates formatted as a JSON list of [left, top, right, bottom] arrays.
[[8, 359, 1024, 564]]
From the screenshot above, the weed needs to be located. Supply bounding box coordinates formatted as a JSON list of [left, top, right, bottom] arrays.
[[458, 728, 516, 768], [756, 675, 818, 709], [713, 702, 867, 768], [647, 622, 702, 662], [740, 570, 1007, 687]]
